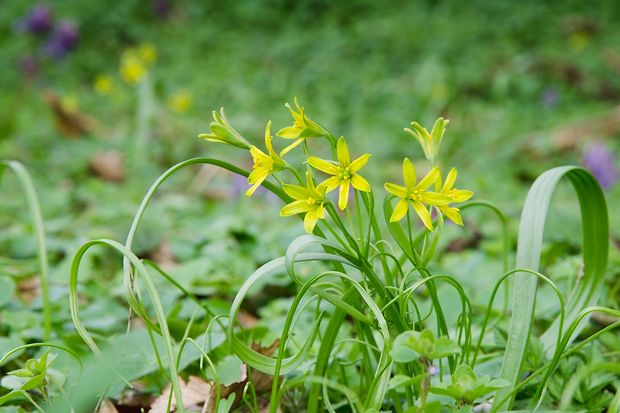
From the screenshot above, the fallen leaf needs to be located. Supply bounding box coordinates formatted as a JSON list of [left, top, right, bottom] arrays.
[[96, 399, 119, 413], [149, 376, 212, 413], [89, 151, 125, 182], [42, 89, 97, 137]]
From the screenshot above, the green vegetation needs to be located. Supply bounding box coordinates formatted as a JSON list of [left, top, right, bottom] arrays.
[[1, 1, 619, 412]]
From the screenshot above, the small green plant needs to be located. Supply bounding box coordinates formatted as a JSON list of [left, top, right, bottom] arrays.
[[28, 99, 615, 411]]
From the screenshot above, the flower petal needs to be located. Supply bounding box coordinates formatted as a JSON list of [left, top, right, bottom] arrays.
[[417, 166, 440, 190], [320, 176, 341, 192], [384, 182, 408, 198], [390, 199, 409, 222], [451, 189, 473, 203], [280, 138, 304, 156], [421, 191, 451, 206], [402, 158, 417, 189], [349, 153, 371, 173], [277, 126, 301, 139], [351, 174, 371, 192], [441, 206, 463, 226], [303, 207, 323, 233], [245, 173, 267, 197], [280, 200, 312, 216], [442, 167, 457, 192], [412, 201, 433, 230], [338, 180, 350, 210], [336, 137, 350, 166], [282, 183, 309, 200], [308, 156, 340, 175]]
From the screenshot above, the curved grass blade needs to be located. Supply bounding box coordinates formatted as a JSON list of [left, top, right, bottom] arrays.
[[0, 160, 51, 341], [493, 166, 609, 412]]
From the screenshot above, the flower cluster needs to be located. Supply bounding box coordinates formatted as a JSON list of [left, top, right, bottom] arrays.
[[198, 99, 473, 234], [16, 4, 79, 77]]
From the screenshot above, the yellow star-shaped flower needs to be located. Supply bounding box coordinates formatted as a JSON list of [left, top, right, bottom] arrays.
[[246, 121, 286, 196], [384, 158, 450, 229], [435, 168, 473, 226], [308, 137, 371, 210], [280, 171, 328, 233], [277, 98, 326, 155]]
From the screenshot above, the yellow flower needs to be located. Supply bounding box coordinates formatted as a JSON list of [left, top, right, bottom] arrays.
[[280, 171, 328, 233], [277, 98, 326, 155], [120, 52, 147, 84], [405, 117, 449, 162], [168, 90, 192, 113], [246, 121, 286, 196], [308, 137, 371, 210], [137, 43, 157, 65], [384, 158, 450, 229], [199, 108, 250, 149], [435, 168, 473, 226], [93, 75, 113, 95]]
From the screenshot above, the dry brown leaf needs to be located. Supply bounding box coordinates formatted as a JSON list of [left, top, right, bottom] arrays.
[[95, 399, 119, 413], [149, 239, 177, 269], [42, 89, 97, 137], [89, 151, 125, 182], [149, 376, 212, 413], [17, 277, 40, 304]]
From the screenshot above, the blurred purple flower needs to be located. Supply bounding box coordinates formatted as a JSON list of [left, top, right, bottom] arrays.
[[541, 88, 558, 108], [21, 4, 53, 35], [582, 143, 618, 189], [44, 20, 78, 59], [152, 0, 172, 18], [19, 55, 39, 78], [231, 173, 278, 203]]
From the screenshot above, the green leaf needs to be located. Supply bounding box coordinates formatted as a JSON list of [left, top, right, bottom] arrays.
[[0, 276, 15, 307], [494, 167, 609, 412]]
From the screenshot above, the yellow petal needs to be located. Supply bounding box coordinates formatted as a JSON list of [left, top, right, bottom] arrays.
[[321, 176, 341, 192], [248, 167, 269, 184], [451, 189, 473, 203], [245, 174, 267, 197], [422, 191, 451, 206], [384, 182, 408, 198], [442, 206, 463, 226], [280, 200, 312, 216], [417, 167, 440, 190], [280, 138, 304, 156], [402, 158, 417, 189], [390, 199, 409, 222], [264, 121, 276, 157], [349, 153, 371, 173], [303, 206, 323, 233], [308, 156, 340, 175], [250, 145, 268, 161], [277, 126, 301, 139], [351, 174, 370, 192], [282, 183, 310, 200], [442, 167, 457, 192], [412, 201, 433, 230], [336, 137, 350, 166], [338, 180, 350, 210]]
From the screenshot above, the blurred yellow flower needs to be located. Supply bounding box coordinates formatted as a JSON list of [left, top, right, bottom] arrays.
[[93, 75, 113, 95], [168, 90, 192, 113], [60, 94, 79, 113], [569, 31, 589, 52], [137, 43, 157, 65], [120, 52, 147, 84]]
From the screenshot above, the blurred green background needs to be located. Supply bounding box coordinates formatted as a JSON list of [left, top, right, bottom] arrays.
[[0, 0, 619, 332]]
